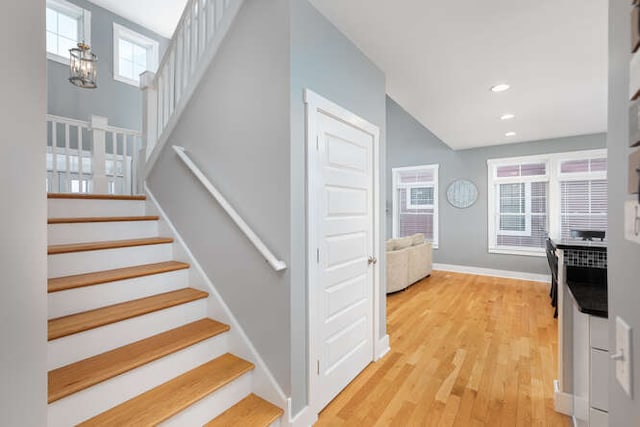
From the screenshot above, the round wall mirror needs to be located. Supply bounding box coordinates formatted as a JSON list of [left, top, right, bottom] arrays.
[[446, 179, 478, 208]]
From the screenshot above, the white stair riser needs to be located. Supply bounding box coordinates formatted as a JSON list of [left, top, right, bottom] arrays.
[[48, 221, 159, 245], [48, 270, 189, 319], [48, 299, 207, 370], [160, 374, 252, 427], [48, 334, 231, 427], [48, 198, 146, 218], [48, 243, 173, 277]]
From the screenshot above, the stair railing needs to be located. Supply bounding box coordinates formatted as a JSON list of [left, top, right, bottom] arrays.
[[142, 0, 244, 172], [46, 114, 142, 195], [172, 145, 287, 272]]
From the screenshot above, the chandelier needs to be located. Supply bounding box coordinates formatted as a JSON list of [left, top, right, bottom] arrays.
[[69, 42, 97, 89]]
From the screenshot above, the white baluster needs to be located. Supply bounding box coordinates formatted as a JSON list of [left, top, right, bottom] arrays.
[[90, 115, 109, 194], [199, 0, 207, 54], [78, 125, 84, 192], [64, 124, 71, 192], [51, 121, 58, 193]]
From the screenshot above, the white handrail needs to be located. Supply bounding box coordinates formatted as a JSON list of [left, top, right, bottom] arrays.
[[142, 0, 244, 172], [172, 145, 287, 272]]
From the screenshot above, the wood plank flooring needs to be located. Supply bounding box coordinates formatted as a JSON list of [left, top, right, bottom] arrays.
[[316, 270, 570, 426]]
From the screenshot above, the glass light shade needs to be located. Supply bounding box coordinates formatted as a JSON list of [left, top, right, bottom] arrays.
[[69, 42, 97, 89]]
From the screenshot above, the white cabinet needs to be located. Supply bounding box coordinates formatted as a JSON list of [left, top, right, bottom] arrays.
[[571, 302, 609, 425]]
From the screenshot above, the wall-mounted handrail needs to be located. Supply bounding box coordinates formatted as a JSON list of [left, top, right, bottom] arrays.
[[172, 145, 287, 272]]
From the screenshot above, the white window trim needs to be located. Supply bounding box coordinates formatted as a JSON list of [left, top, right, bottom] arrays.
[[392, 164, 439, 248], [113, 23, 159, 87], [46, 0, 91, 65], [487, 148, 607, 257]]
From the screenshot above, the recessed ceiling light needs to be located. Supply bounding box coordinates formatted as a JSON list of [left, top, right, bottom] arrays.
[[490, 83, 510, 93], [505, 131, 516, 137], [500, 113, 515, 120]]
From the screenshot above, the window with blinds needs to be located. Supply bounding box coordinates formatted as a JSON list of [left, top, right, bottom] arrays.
[[488, 149, 607, 256], [559, 158, 608, 241], [490, 160, 549, 252], [392, 165, 439, 247]]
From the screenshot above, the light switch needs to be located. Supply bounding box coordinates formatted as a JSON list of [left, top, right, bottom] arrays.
[[614, 316, 633, 397], [625, 200, 640, 244]]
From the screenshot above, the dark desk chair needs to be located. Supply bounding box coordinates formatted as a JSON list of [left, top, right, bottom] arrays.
[[545, 238, 558, 318]]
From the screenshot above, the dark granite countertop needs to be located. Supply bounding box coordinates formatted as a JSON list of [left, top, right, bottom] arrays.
[[566, 281, 608, 318], [553, 239, 607, 252]]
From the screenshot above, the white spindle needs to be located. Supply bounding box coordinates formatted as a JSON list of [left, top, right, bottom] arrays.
[[78, 126, 84, 192], [192, 2, 199, 64], [52, 121, 58, 192], [175, 34, 183, 102], [168, 50, 175, 116], [120, 133, 126, 194], [64, 124, 71, 192], [207, 0, 215, 41], [199, 0, 207, 54], [131, 134, 139, 194]]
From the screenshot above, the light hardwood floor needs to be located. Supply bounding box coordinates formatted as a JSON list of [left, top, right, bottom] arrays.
[[316, 270, 570, 426]]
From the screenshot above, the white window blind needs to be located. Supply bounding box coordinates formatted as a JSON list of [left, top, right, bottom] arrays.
[[559, 157, 607, 241], [392, 165, 439, 247]]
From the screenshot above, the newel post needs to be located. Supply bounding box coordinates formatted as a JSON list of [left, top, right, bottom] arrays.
[[140, 71, 158, 162], [90, 115, 109, 194]]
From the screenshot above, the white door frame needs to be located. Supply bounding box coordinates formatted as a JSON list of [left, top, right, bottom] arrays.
[[304, 89, 382, 415]]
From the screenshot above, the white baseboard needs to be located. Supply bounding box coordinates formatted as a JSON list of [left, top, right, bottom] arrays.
[[433, 263, 551, 284], [145, 186, 290, 422], [287, 402, 317, 427], [554, 379, 574, 416], [376, 335, 390, 360]]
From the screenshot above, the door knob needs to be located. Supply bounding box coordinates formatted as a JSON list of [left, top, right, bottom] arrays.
[[368, 256, 377, 265]]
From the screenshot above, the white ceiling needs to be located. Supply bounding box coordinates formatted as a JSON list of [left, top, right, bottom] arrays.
[[308, 0, 608, 150], [89, 0, 186, 38], [91, 0, 608, 150]]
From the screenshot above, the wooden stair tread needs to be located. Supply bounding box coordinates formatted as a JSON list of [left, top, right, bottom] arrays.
[[48, 288, 208, 341], [48, 193, 146, 200], [204, 394, 284, 427], [48, 216, 159, 224], [48, 261, 190, 293], [48, 237, 173, 255], [48, 318, 229, 403], [77, 353, 254, 426]]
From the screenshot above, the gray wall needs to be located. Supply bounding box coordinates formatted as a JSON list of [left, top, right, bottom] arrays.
[[47, 0, 168, 130], [148, 0, 292, 396], [0, 1, 48, 425], [608, 0, 640, 424], [387, 96, 606, 275], [289, 0, 387, 415]]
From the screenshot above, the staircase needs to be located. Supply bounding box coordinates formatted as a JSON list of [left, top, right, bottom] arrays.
[[47, 193, 283, 426]]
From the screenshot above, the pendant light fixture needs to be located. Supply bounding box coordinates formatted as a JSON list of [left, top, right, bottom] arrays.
[[68, 9, 97, 89]]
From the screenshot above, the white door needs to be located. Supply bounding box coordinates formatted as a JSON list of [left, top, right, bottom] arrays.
[[309, 97, 377, 411]]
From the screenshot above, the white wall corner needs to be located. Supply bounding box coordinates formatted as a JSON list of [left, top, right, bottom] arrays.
[[144, 185, 289, 419], [433, 263, 551, 284], [376, 335, 390, 360]]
